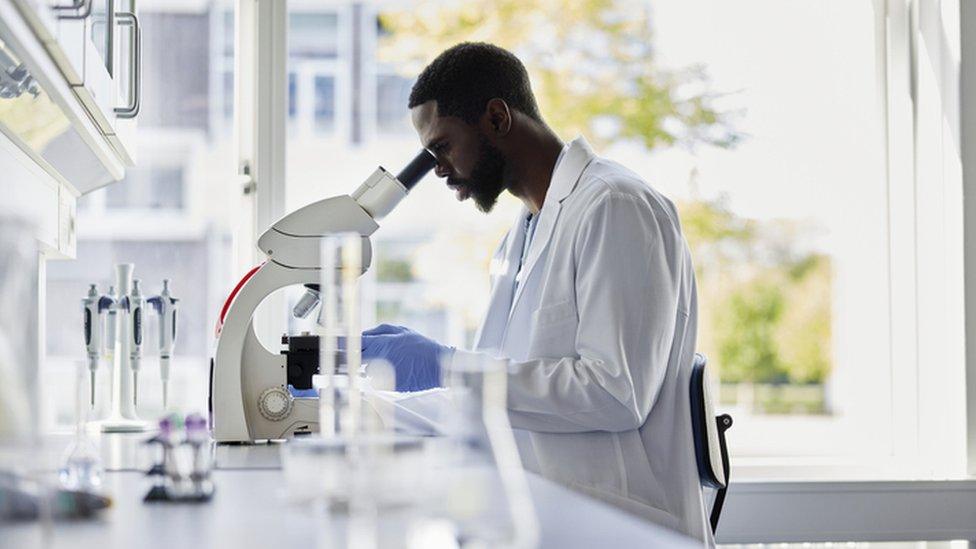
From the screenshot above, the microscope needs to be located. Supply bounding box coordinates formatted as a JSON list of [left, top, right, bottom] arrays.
[[209, 150, 437, 443]]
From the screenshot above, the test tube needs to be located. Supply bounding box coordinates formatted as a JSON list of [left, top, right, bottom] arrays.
[[318, 233, 363, 438], [430, 355, 539, 548]]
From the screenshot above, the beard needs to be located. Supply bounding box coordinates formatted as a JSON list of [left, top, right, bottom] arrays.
[[448, 135, 507, 213]]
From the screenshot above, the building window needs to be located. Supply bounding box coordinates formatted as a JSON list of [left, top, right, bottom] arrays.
[[289, 12, 339, 59], [288, 72, 298, 118], [376, 72, 413, 134], [314, 75, 336, 133], [105, 166, 185, 210]]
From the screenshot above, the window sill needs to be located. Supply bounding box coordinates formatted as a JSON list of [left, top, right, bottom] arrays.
[[718, 479, 976, 544]]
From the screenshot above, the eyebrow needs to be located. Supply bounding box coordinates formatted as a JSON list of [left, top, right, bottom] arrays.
[[424, 135, 447, 151]]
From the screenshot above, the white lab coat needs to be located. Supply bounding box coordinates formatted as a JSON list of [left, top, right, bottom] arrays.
[[450, 136, 710, 543]]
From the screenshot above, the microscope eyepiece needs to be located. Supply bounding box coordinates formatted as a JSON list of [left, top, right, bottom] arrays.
[[395, 149, 437, 190]]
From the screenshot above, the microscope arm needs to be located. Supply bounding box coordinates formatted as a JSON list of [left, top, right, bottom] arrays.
[[256, 156, 432, 270]]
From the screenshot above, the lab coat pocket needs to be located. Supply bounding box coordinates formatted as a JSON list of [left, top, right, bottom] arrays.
[[532, 299, 577, 327], [529, 300, 578, 355]]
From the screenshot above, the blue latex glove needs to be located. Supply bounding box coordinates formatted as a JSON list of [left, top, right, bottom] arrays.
[[288, 385, 318, 398], [361, 324, 453, 392]]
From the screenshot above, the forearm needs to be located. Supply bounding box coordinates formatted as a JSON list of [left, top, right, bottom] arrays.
[[450, 350, 645, 433]]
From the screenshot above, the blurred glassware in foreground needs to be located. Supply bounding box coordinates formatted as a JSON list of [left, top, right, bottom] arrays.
[[318, 232, 367, 437], [0, 213, 38, 445], [423, 354, 538, 548], [0, 213, 49, 532], [280, 232, 537, 548], [59, 361, 104, 493]]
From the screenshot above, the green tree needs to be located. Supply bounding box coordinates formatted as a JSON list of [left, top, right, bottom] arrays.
[[775, 255, 832, 384], [680, 197, 834, 387], [378, 0, 738, 150], [714, 275, 788, 384]]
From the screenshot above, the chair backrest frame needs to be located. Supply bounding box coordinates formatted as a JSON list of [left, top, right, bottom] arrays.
[[689, 353, 733, 535]]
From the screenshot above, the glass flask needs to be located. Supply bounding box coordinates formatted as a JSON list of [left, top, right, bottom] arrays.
[[318, 232, 366, 437], [424, 354, 539, 549], [0, 213, 50, 542], [282, 232, 436, 549], [58, 361, 104, 492], [0, 214, 38, 452]]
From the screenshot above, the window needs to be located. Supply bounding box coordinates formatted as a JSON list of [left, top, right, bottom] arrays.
[[645, 0, 892, 473], [280, 0, 974, 541], [362, 0, 951, 478], [288, 72, 297, 118], [285, 8, 345, 138], [289, 12, 339, 59], [139, 12, 212, 131], [284, 3, 498, 351], [218, 8, 235, 130], [375, 71, 413, 134], [105, 166, 185, 210], [286, 61, 341, 136], [42, 0, 239, 427], [313, 75, 336, 133], [46, 0, 967, 495]]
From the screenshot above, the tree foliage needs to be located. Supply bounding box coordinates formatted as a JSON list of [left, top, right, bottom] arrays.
[[714, 274, 786, 384], [682, 198, 833, 385], [378, 0, 739, 150]]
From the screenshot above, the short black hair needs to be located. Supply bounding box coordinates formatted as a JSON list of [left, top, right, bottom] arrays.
[[409, 42, 542, 124]]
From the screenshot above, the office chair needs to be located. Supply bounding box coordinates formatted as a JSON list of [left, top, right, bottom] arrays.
[[689, 353, 733, 535]]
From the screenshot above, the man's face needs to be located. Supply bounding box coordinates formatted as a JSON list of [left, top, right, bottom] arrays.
[[411, 101, 508, 213]]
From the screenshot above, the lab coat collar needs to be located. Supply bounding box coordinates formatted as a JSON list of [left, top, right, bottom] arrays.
[[506, 136, 595, 320], [546, 136, 595, 205]]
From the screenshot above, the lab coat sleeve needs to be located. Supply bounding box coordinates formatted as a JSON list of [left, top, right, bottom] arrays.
[[453, 190, 683, 433]]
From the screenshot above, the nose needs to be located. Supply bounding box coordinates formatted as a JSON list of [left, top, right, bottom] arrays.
[[434, 163, 451, 179]]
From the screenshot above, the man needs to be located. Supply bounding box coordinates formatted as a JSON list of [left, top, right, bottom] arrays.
[[362, 42, 708, 542]]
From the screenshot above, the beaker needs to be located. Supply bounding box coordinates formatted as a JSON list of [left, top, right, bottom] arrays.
[[0, 214, 38, 447], [0, 213, 50, 541], [425, 354, 539, 549], [59, 361, 104, 492], [318, 232, 368, 437]]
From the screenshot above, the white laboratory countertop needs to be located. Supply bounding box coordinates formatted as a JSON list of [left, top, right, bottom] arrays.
[[2, 433, 700, 548]]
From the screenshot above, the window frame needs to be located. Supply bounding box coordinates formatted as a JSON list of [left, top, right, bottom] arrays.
[[720, 0, 976, 542], [287, 58, 348, 139]]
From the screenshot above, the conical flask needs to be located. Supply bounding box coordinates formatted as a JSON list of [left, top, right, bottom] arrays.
[[427, 354, 539, 548]]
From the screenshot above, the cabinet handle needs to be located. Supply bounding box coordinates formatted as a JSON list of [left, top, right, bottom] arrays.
[[113, 11, 140, 119], [51, 0, 84, 10], [54, 0, 93, 20]]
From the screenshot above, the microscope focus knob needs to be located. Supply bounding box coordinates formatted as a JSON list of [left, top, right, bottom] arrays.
[[258, 387, 293, 422]]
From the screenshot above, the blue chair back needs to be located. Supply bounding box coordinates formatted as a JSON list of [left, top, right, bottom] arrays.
[[689, 353, 733, 534]]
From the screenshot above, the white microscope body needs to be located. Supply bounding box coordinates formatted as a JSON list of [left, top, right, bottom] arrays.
[[210, 151, 436, 443]]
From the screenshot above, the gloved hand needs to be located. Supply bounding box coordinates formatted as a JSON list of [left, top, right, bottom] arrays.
[[287, 385, 318, 398], [361, 324, 453, 392]]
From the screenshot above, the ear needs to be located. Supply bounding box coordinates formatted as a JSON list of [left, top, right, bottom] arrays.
[[482, 98, 512, 137]]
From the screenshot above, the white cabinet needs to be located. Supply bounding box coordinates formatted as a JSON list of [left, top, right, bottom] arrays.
[[1, 0, 139, 196], [0, 134, 75, 258], [17, 0, 85, 83], [0, 0, 142, 258]]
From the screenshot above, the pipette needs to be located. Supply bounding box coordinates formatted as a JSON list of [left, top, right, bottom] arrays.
[[128, 279, 145, 406], [82, 284, 101, 408], [102, 286, 117, 361], [148, 279, 178, 408]]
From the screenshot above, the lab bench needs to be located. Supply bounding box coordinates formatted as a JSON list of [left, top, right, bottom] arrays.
[[2, 432, 699, 548]]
